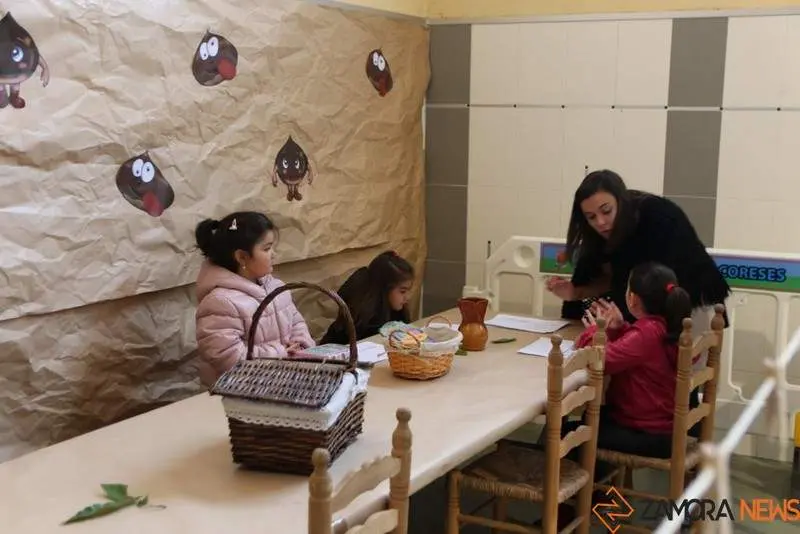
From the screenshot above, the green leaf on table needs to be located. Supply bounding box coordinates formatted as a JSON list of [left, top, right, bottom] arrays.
[[491, 337, 517, 344], [62, 498, 135, 525], [62, 485, 165, 526], [101, 483, 130, 502], [455, 347, 468, 356]]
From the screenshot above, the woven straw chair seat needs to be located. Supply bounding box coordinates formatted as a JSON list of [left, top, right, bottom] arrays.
[[460, 443, 590, 503], [596, 438, 700, 471]]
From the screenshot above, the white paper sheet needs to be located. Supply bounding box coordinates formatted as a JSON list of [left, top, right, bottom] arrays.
[[518, 338, 574, 358], [356, 341, 388, 365], [485, 314, 569, 334]]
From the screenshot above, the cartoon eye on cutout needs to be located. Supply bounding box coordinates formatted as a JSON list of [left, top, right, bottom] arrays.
[[207, 36, 219, 57], [294, 160, 301, 170], [10, 45, 23, 63], [377, 55, 386, 71], [282, 159, 289, 169], [199, 42, 209, 61], [132, 158, 144, 178], [372, 52, 379, 66], [141, 161, 155, 183]]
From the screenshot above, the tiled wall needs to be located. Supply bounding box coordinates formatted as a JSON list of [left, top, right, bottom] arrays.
[[664, 18, 728, 246], [423, 15, 800, 444], [422, 25, 471, 316]]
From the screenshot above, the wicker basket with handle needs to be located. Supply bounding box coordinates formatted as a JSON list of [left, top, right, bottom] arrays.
[[209, 281, 366, 475], [385, 315, 462, 381]]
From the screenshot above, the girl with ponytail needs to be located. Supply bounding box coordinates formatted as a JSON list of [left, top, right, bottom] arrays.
[[193, 211, 314, 387], [573, 261, 694, 458]]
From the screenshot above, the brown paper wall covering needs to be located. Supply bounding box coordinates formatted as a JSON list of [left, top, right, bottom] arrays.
[[0, 0, 429, 462]]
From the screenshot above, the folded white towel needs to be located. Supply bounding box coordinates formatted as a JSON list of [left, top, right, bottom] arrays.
[[221, 368, 370, 431]]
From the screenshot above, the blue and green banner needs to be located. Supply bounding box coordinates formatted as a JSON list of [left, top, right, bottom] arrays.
[[538, 241, 800, 294]]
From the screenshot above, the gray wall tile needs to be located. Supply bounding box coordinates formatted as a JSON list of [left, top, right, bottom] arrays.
[[427, 25, 471, 105], [425, 106, 469, 186], [422, 260, 466, 316], [668, 18, 728, 108], [426, 184, 467, 262], [666, 195, 717, 247], [663, 110, 722, 198]]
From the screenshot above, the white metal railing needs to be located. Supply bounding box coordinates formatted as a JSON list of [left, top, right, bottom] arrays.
[[654, 325, 800, 533]]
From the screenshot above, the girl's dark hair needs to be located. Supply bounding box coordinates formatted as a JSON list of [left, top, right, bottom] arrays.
[[323, 251, 415, 344], [628, 262, 692, 344], [566, 169, 638, 263], [195, 211, 277, 272], [347, 251, 415, 327]]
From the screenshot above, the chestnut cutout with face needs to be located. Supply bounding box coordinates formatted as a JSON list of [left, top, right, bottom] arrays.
[[191, 31, 238, 86], [0, 12, 50, 109], [365, 48, 392, 97], [116, 153, 175, 217], [271, 136, 313, 202]]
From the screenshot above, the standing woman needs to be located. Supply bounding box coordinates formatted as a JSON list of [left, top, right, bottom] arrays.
[[547, 169, 730, 330]]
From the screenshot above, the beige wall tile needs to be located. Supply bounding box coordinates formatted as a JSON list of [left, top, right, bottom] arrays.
[[563, 21, 618, 106], [469, 24, 519, 105], [615, 20, 672, 107], [517, 23, 567, 106], [724, 17, 786, 108], [466, 184, 562, 264]]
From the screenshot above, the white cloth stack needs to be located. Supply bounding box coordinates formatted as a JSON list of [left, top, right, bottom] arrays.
[[221, 368, 370, 431]]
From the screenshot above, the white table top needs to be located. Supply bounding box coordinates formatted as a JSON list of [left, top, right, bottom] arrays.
[[0, 309, 583, 534]]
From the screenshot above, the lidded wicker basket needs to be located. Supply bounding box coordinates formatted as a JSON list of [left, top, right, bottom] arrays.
[[384, 315, 462, 381], [209, 281, 366, 476]]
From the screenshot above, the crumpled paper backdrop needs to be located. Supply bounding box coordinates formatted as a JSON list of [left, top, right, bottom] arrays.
[[0, 0, 428, 462], [0, 0, 428, 322]]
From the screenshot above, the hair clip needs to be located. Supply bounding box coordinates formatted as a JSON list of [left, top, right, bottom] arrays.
[[229, 218, 238, 231], [665, 283, 676, 292]]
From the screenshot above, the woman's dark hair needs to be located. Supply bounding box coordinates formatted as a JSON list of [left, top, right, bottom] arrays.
[[566, 169, 638, 263], [628, 262, 692, 344], [195, 211, 277, 272]]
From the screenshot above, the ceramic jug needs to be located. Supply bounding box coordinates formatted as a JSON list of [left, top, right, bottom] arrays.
[[457, 297, 489, 351]]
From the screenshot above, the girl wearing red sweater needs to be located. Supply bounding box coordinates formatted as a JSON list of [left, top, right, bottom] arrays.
[[573, 260, 694, 458]]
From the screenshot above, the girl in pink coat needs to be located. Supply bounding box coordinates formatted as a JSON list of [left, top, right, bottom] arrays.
[[193, 211, 315, 387]]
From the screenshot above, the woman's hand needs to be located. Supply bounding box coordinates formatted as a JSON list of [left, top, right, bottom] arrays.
[[545, 277, 576, 301], [589, 299, 625, 330]]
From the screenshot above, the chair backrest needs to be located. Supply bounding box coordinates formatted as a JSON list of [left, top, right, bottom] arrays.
[[542, 319, 607, 515], [669, 303, 726, 498], [308, 408, 412, 534]]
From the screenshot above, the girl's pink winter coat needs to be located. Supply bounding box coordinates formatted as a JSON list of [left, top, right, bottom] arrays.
[[194, 260, 315, 387]]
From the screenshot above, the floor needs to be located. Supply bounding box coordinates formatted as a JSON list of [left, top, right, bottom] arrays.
[[407, 423, 800, 533]]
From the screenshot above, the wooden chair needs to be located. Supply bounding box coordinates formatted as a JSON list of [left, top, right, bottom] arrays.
[[446, 321, 607, 534], [592, 304, 726, 531], [308, 408, 413, 534]]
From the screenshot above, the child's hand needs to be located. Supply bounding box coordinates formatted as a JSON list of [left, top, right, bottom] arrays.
[[590, 299, 624, 330], [287, 339, 311, 356], [581, 309, 597, 328]]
